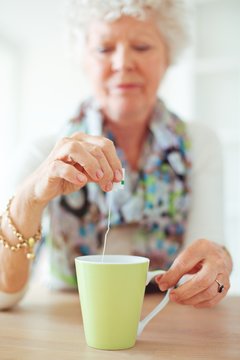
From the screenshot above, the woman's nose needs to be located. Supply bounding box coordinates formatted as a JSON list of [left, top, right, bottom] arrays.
[[111, 45, 135, 71]]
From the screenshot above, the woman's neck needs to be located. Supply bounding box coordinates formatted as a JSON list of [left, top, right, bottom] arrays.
[[104, 112, 152, 170]]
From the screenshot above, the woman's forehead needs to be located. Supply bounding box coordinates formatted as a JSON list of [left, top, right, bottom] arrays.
[[87, 15, 161, 42]]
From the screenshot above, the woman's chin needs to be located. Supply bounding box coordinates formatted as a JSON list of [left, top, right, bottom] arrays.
[[107, 98, 146, 119]]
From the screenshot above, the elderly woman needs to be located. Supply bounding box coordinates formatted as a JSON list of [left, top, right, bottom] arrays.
[[0, 0, 232, 310]]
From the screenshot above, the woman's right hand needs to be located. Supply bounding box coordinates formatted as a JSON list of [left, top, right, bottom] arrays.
[[27, 132, 123, 205]]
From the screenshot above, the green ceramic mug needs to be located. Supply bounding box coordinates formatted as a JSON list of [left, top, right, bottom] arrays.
[[75, 255, 172, 350]]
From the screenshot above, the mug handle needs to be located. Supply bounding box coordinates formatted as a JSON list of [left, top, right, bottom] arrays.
[[137, 270, 172, 336]]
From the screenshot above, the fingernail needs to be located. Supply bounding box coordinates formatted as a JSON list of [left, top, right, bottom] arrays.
[[77, 173, 86, 182], [114, 169, 122, 181], [170, 294, 177, 302], [96, 169, 104, 179], [159, 282, 168, 291], [155, 275, 163, 283], [106, 182, 113, 192]]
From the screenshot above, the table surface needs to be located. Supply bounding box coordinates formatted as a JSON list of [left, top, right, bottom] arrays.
[[0, 284, 239, 360]]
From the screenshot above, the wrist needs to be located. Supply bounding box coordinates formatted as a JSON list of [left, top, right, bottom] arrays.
[[13, 190, 45, 217], [6, 186, 45, 241], [18, 175, 49, 210]]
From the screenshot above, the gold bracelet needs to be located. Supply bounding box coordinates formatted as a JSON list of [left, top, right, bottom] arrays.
[[0, 197, 42, 260]]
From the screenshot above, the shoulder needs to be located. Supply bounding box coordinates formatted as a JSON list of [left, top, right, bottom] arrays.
[[186, 122, 222, 173], [186, 122, 221, 149]]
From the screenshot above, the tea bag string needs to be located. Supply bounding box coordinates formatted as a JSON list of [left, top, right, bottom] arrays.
[[101, 191, 113, 262], [101, 168, 125, 262]]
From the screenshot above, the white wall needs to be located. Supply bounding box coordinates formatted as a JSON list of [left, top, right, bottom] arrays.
[[192, 0, 240, 295], [0, 0, 193, 203], [0, 0, 239, 293], [0, 36, 21, 207]]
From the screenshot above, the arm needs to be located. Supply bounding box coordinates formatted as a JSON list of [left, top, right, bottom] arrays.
[[0, 132, 122, 309], [156, 123, 232, 307], [0, 191, 46, 309], [0, 136, 56, 309], [184, 122, 225, 247], [185, 122, 232, 268]]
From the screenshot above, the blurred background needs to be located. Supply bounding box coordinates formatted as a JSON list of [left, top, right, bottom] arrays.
[[0, 0, 239, 293]]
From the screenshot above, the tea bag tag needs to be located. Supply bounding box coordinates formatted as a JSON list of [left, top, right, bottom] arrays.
[[112, 168, 125, 191]]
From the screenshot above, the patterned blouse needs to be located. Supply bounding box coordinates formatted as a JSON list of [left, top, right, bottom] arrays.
[[47, 98, 192, 289]]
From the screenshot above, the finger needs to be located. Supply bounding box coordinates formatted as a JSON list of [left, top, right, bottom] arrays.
[[157, 245, 205, 291], [194, 287, 226, 308], [87, 146, 114, 192], [50, 160, 87, 185], [173, 278, 218, 306], [76, 133, 122, 180], [70, 133, 123, 182], [169, 262, 218, 302], [58, 141, 104, 182], [100, 139, 123, 181], [177, 274, 229, 307]]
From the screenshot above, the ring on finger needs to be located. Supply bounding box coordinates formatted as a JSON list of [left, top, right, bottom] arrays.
[[215, 279, 224, 293]]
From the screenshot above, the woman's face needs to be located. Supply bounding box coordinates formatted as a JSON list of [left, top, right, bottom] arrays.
[[84, 14, 168, 123]]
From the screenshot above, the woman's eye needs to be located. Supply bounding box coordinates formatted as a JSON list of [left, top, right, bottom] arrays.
[[134, 45, 151, 52], [96, 47, 113, 54]]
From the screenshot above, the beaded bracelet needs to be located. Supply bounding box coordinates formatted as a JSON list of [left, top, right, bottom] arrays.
[[0, 197, 42, 260]]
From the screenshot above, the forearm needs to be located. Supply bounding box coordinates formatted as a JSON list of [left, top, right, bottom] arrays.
[[0, 183, 46, 293]]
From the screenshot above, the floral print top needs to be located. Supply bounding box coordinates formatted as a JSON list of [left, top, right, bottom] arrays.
[[47, 98, 192, 289]]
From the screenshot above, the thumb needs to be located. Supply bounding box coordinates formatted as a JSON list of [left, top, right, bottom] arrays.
[[157, 248, 203, 291]]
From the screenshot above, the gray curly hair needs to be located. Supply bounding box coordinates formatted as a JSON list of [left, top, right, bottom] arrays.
[[67, 0, 190, 64]]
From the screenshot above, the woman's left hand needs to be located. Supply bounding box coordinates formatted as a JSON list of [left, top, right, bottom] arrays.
[[156, 239, 232, 308]]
